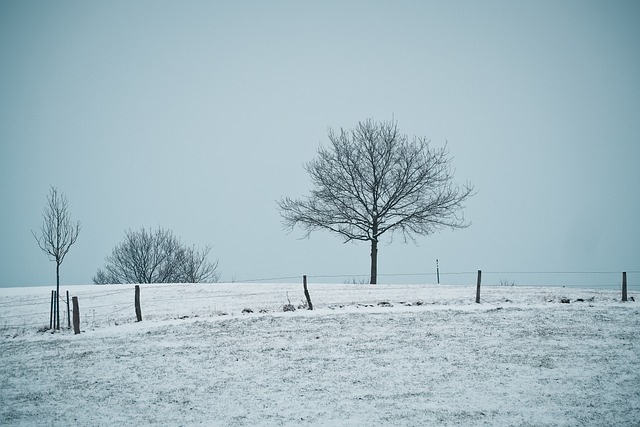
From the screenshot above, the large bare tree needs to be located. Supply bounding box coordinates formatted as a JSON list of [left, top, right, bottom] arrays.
[[93, 227, 220, 284], [32, 186, 81, 330], [278, 119, 475, 284]]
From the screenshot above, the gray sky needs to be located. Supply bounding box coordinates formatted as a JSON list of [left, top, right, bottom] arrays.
[[1, 0, 638, 288]]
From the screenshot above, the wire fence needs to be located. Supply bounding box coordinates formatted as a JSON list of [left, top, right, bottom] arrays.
[[0, 287, 135, 333], [1, 270, 637, 335], [236, 270, 640, 289]]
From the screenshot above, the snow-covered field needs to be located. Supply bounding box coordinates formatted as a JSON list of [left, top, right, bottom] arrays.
[[1, 283, 639, 426]]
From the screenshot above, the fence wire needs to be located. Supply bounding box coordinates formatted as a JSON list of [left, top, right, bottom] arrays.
[[237, 270, 639, 288], [1, 270, 637, 334]]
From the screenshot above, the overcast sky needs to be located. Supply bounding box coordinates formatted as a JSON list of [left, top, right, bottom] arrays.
[[1, 0, 638, 288]]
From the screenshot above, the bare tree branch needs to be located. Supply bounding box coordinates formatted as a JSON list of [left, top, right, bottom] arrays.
[[93, 227, 220, 284], [278, 118, 475, 284]]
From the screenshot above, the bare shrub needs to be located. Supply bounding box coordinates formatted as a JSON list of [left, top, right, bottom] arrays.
[[94, 227, 219, 284]]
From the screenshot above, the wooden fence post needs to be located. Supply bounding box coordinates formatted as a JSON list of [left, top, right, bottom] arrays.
[[72, 296, 80, 334], [303, 275, 313, 310], [66, 291, 71, 329], [475, 270, 482, 303], [49, 290, 54, 330], [622, 271, 627, 302], [54, 290, 58, 331], [135, 285, 142, 321]]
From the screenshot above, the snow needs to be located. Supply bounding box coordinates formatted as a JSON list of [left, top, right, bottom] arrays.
[[1, 283, 639, 426]]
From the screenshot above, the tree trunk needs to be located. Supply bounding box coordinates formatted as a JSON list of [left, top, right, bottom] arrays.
[[56, 261, 60, 330], [370, 239, 378, 284]]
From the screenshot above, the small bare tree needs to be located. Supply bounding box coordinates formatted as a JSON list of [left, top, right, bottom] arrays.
[[32, 186, 81, 330], [278, 119, 474, 284], [94, 227, 220, 284]]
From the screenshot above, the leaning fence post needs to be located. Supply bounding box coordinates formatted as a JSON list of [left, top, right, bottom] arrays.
[[303, 275, 313, 310], [72, 296, 80, 334], [475, 270, 482, 303], [622, 271, 627, 302], [135, 285, 142, 321]]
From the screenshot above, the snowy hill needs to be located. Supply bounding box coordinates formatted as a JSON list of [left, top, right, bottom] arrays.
[[1, 283, 639, 426]]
